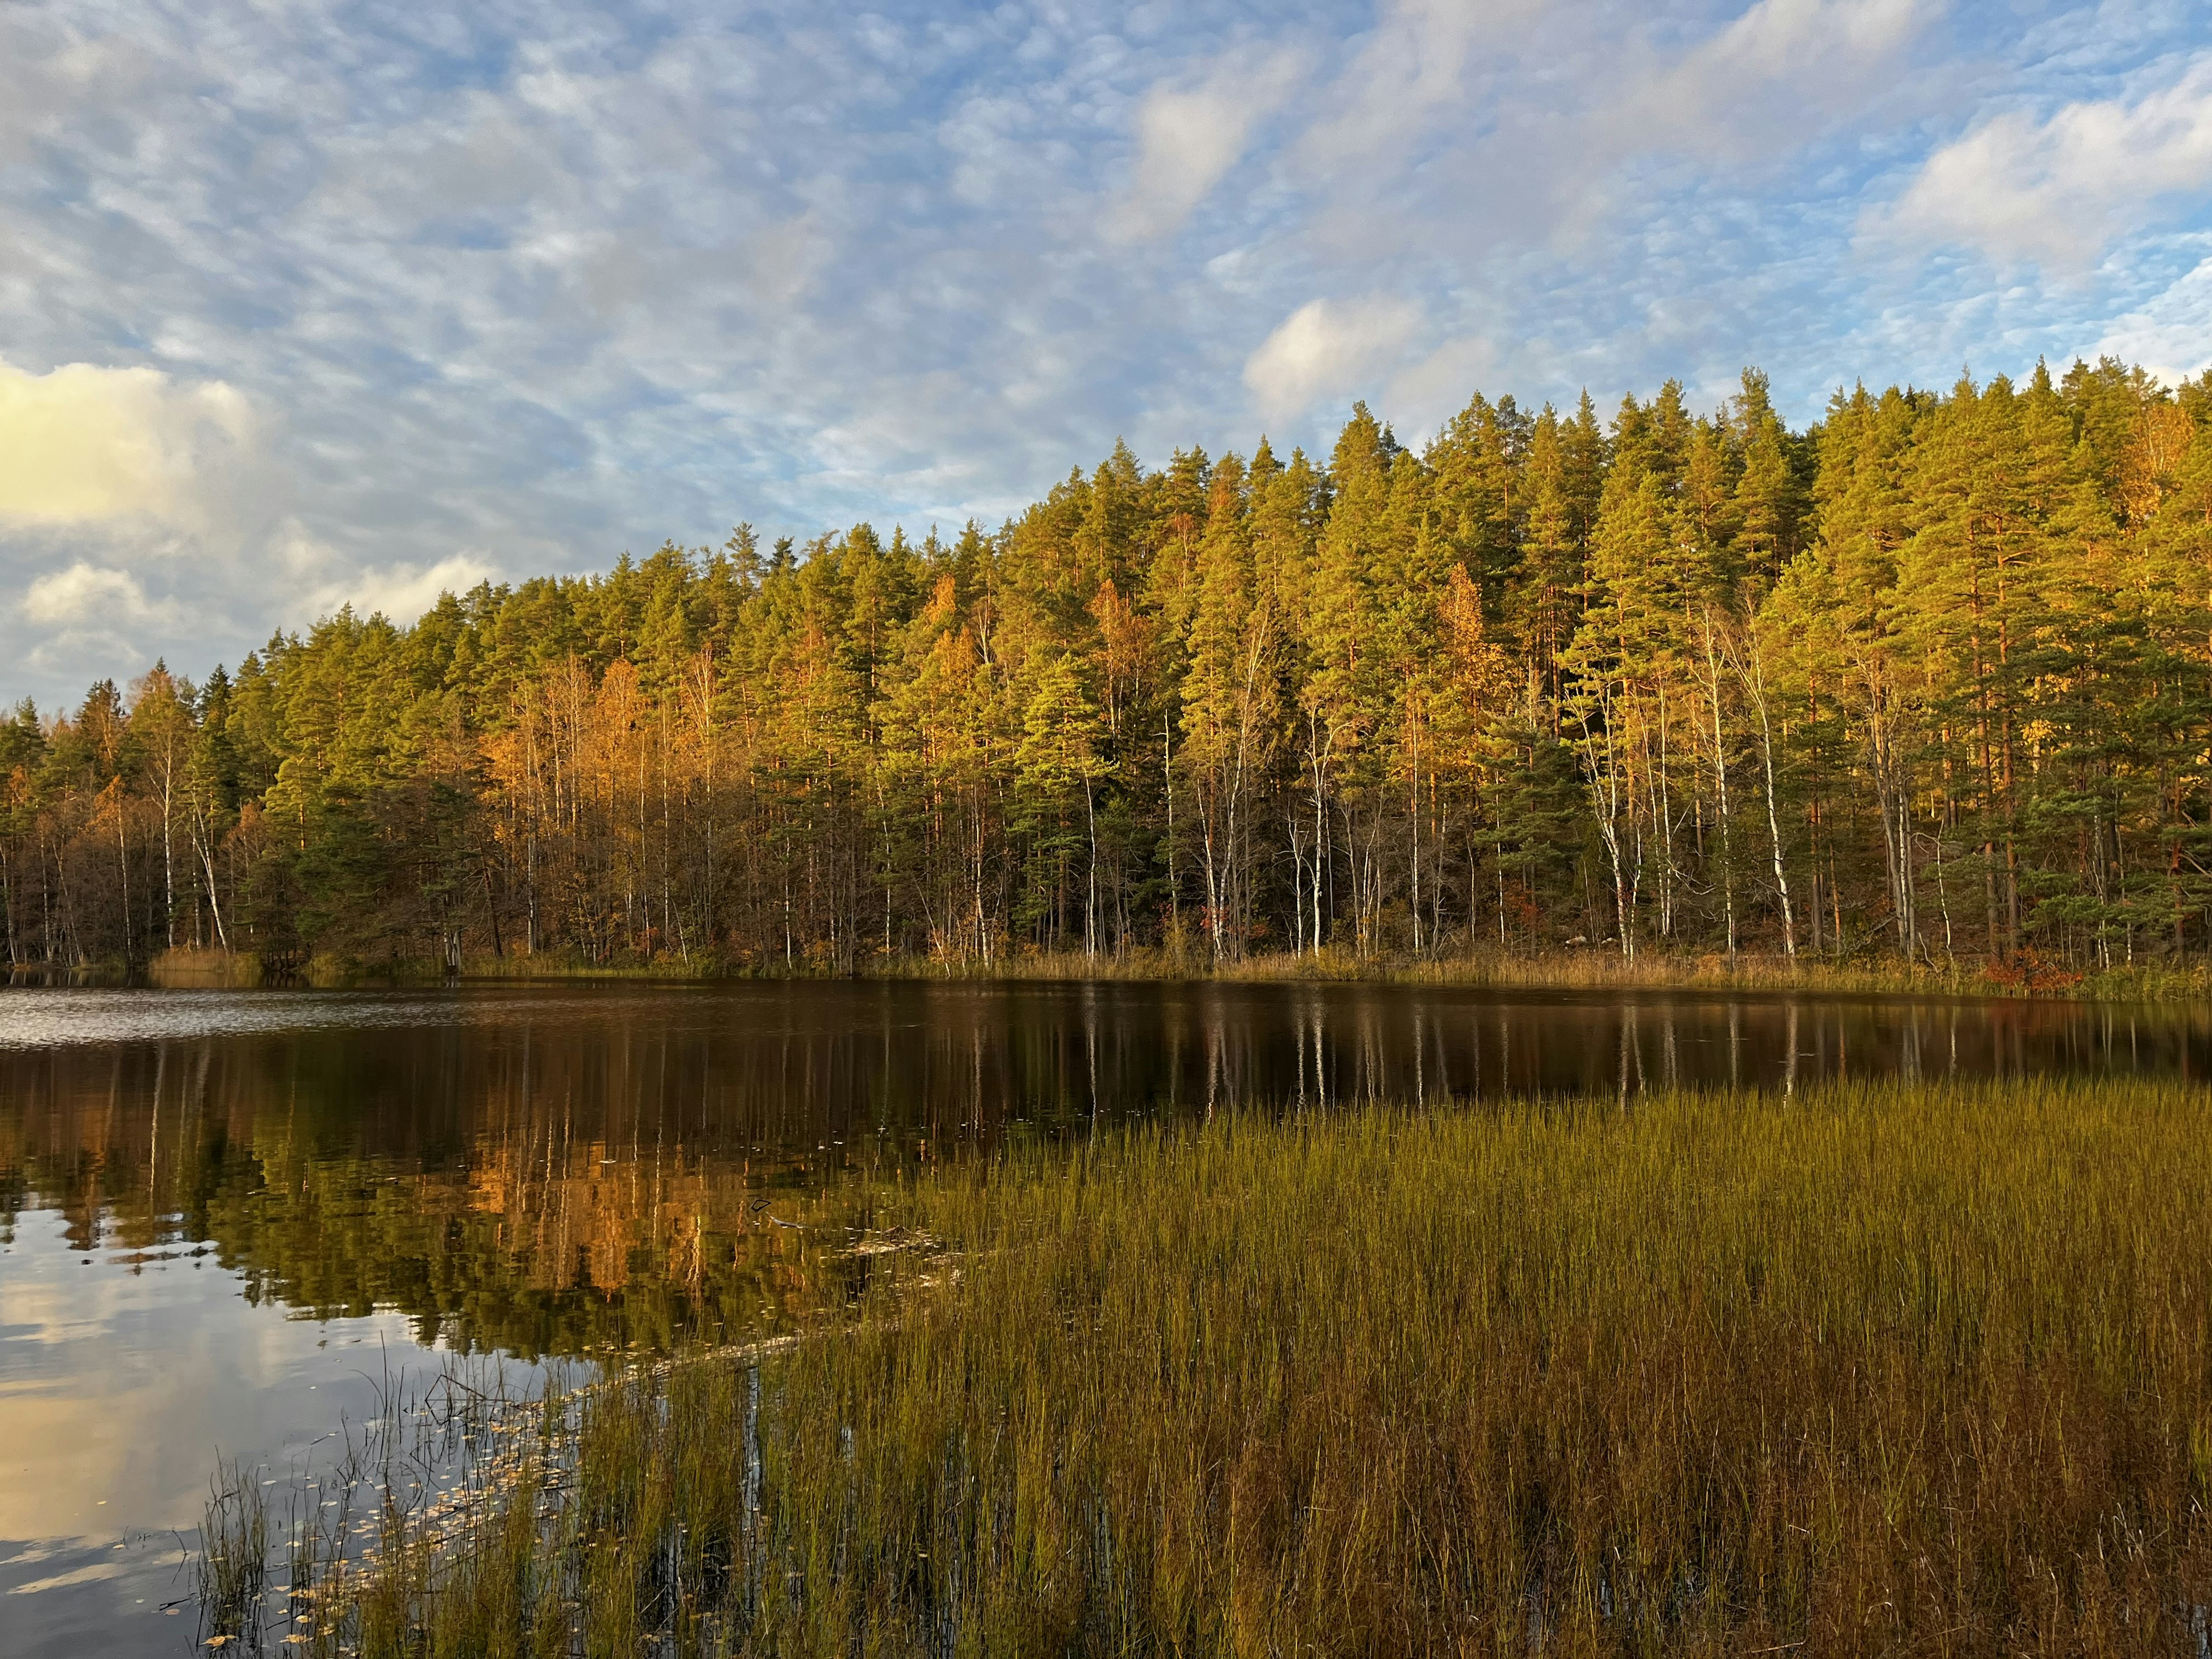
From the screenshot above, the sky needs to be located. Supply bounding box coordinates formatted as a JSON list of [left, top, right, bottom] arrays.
[[3, 0, 2211, 712]]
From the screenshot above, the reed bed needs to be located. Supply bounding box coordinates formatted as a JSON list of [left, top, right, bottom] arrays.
[[858, 944, 2209, 1000], [214, 1077, 2212, 1656], [119, 941, 2212, 999]]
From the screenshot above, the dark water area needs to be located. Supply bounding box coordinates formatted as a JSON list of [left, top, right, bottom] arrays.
[[1, 979, 2205, 1656]]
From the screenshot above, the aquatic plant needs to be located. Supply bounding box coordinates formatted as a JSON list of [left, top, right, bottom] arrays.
[[216, 1076, 2212, 1655], [196, 1461, 267, 1650]]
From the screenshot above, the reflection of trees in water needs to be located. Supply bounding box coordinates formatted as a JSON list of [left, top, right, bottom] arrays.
[[1163, 986, 2202, 1109], [0, 1031, 899, 1358], [2, 987, 2201, 1352]]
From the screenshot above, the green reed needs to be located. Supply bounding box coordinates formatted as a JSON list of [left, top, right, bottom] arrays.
[[197, 1460, 268, 1649], [229, 1077, 2212, 1656]]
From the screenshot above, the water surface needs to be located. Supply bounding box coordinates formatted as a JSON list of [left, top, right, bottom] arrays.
[[2, 979, 2203, 1656]]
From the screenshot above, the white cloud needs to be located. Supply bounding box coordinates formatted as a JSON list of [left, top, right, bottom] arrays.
[[1244, 297, 1424, 423], [16, 562, 196, 685], [309, 554, 500, 627], [1878, 56, 2212, 268], [1300, 0, 1539, 169], [0, 23, 153, 168], [1112, 46, 1308, 241], [1386, 334, 1499, 438], [2090, 248, 2212, 389], [1285, 0, 1936, 284], [3, 0, 2210, 714], [0, 358, 254, 528], [1635, 0, 1930, 156], [22, 560, 184, 627], [1690, 0, 1922, 84]]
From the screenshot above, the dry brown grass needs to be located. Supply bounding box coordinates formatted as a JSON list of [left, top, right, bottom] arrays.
[[866, 943, 2211, 1002], [123, 938, 2210, 1001]]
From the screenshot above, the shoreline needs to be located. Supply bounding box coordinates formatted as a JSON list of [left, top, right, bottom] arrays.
[[7, 943, 2205, 1003]]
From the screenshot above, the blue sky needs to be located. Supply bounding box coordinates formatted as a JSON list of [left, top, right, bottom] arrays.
[[3, 0, 2210, 710]]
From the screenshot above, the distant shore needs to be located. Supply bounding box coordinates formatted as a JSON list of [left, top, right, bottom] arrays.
[[7, 942, 2202, 1003]]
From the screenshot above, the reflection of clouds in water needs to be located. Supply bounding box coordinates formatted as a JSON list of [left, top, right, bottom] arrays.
[[0, 1218, 449, 1650], [1, 1197, 567, 1657], [0, 1206, 438, 1659], [0, 988, 549, 1048], [0, 1210, 432, 1544], [5, 1549, 135, 1597], [0, 983, 2205, 1656]]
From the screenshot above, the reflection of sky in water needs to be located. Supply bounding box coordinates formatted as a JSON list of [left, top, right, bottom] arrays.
[[0, 1209, 442, 1658], [1, 981, 2205, 1656], [0, 988, 531, 1050]]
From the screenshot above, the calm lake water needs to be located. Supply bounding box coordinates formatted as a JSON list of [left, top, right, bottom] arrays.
[[2, 979, 2206, 1656]]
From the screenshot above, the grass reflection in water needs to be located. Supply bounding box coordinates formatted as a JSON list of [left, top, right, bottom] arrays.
[[209, 1076, 2212, 1658]]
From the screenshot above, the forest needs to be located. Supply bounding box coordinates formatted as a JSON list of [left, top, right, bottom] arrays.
[[6, 357, 2211, 979]]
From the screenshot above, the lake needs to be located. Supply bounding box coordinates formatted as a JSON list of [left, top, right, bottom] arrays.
[[2, 979, 2205, 1656]]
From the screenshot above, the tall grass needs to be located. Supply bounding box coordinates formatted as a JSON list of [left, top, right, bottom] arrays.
[[146, 945, 269, 987], [196, 1460, 268, 1647], [895, 943, 2212, 1001], [217, 1077, 2212, 1655], [119, 940, 2211, 999]]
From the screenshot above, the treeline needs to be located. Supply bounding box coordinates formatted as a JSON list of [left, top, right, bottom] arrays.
[[6, 358, 2211, 976]]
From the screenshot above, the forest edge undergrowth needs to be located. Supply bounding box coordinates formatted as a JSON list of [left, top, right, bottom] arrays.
[[46, 940, 2206, 1002]]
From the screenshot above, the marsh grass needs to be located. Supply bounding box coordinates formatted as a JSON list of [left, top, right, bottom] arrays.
[[124, 940, 2211, 999], [199, 1358, 579, 1655], [196, 1460, 268, 1647], [146, 946, 268, 988], [211, 1077, 2212, 1655], [897, 944, 2212, 1002]]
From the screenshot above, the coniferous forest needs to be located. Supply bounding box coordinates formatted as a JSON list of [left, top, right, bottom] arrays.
[[8, 358, 2212, 979]]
